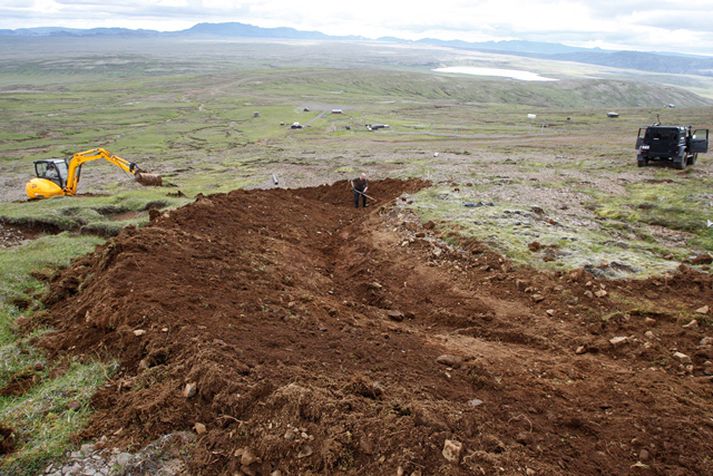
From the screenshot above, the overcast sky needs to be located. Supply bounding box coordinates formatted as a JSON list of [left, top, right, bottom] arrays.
[[2, 0, 713, 54]]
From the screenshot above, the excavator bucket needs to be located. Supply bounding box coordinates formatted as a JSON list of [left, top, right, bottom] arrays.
[[135, 173, 163, 186]]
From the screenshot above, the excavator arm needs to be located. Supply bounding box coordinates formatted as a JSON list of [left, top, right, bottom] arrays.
[[64, 148, 143, 195]]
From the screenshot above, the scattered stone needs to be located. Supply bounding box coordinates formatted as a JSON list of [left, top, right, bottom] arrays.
[[644, 317, 657, 326], [33, 361, 45, 371], [436, 354, 463, 368], [423, 221, 435, 230], [297, 445, 313, 459], [609, 336, 628, 346], [700, 337, 713, 346], [531, 294, 545, 303], [368, 281, 383, 290], [270, 471, 283, 476], [546, 309, 555, 316], [673, 352, 691, 364], [132, 329, 146, 337], [240, 447, 258, 466], [594, 289, 608, 298], [575, 346, 587, 355], [387, 310, 405, 322], [193, 422, 206, 434], [415, 232, 425, 238], [80, 443, 95, 456], [442, 439, 463, 463], [182, 382, 197, 398], [467, 398, 484, 407], [68, 400, 81, 411], [528, 241, 542, 252], [115, 453, 132, 466], [695, 305, 709, 315], [584, 290, 594, 299], [682, 319, 698, 329], [644, 331, 655, 339], [526, 469, 536, 476], [639, 448, 651, 462], [703, 361, 713, 375]]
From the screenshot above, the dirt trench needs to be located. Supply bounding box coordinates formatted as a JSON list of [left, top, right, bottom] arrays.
[[33, 179, 713, 475]]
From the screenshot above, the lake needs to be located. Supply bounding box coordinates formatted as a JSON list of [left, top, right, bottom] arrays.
[[433, 66, 558, 82]]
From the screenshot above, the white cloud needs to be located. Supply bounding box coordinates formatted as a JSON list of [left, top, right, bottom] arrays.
[[1, 0, 712, 54]]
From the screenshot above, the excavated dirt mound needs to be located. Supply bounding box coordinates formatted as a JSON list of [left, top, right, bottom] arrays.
[[36, 179, 713, 475]]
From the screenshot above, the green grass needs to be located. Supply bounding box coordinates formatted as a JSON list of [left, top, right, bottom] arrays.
[[406, 185, 687, 277], [0, 233, 108, 475], [590, 180, 713, 252], [0, 360, 114, 476]]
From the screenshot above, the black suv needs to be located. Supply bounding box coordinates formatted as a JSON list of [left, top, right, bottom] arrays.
[[636, 125, 709, 169]]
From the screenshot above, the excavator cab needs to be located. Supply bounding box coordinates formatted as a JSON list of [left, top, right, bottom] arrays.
[[26, 159, 72, 199], [34, 159, 69, 188]]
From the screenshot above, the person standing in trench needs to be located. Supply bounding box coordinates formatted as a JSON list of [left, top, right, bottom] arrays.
[[351, 173, 369, 208]]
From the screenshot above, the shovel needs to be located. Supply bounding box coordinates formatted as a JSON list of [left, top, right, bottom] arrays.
[[353, 189, 377, 202]]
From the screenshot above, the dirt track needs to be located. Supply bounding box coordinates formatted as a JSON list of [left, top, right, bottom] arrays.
[[31, 180, 713, 475]]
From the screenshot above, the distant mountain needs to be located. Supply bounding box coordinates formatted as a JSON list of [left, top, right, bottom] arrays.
[[416, 38, 592, 55], [2, 22, 712, 76], [0, 27, 158, 37], [546, 50, 713, 76], [179, 22, 364, 41]]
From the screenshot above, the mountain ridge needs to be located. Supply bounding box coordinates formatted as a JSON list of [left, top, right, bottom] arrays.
[[2, 22, 712, 76]]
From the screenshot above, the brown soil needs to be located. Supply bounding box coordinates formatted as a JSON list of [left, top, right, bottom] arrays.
[[0, 426, 16, 455], [36, 179, 713, 475], [0, 370, 38, 397], [0, 222, 41, 248]]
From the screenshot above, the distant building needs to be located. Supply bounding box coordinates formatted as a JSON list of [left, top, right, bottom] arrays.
[[607, 112, 620, 118], [331, 109, 343, 114], [291, 122, 303, 129]]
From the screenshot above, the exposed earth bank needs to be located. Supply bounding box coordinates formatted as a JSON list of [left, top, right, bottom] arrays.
[[25, 180, 713, 475]]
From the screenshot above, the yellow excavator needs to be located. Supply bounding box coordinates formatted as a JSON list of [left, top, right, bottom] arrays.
[[25, 148, 162, 200]]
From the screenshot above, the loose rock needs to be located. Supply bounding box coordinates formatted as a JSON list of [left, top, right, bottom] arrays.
[[436, 354, 463, 368], [594, 289, 608, 298], [240, 447, 258, 466], [297, 445, 313, 459], [132, 329, 146, 337], [182, 382, 197, 398], [387, 310, 405, 322], [682, 319, 698, 329], [194, 422, 206, 434], [442, 439, 463, 463], [609, 336, 628, 346], [695, 305, 709, 315], [673, 352, 691, 364]]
